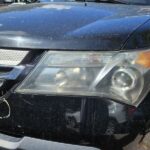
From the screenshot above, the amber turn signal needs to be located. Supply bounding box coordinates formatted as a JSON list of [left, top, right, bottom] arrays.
[[136, 51, 150, 68]]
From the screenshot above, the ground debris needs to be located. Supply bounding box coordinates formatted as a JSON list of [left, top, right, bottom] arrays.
[[124, 133, 150, 150]]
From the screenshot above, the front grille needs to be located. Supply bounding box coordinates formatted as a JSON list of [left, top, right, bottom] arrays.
[[0, 49, 29, 66], [0, 49, 29, 97]]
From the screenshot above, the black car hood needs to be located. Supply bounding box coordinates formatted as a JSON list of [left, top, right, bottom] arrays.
[[0, 3, 150, 51]]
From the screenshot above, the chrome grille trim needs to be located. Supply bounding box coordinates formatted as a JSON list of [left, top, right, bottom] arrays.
[[0, 49, 29, 66]]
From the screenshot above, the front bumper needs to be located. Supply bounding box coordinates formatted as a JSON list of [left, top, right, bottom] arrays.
[[0, 92, 148, 147], [0, 133, 99, 150]]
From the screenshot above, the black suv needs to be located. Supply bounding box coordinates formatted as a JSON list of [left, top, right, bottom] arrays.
[[0, 0, 149, 149]]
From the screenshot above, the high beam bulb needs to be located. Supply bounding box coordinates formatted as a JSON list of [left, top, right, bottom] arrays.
[[112, 70, 133, 89], [112, 68, 138, 91]]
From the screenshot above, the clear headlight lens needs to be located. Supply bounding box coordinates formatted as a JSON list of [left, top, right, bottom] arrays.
[[16, 50, 150, 106]]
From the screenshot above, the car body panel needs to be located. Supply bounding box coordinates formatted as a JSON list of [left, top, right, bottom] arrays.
[[124, 19, 150, 49], [0, 3, 149, 50]]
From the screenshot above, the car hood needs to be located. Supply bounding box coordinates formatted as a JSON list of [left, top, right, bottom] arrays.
[[0, 3, 150, 51]]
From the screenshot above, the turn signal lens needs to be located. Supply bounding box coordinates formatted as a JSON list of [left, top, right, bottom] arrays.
[[136, 51, 150, 68]]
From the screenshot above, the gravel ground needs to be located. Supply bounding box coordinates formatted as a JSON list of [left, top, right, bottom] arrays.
[[124, 133, 150, 150]]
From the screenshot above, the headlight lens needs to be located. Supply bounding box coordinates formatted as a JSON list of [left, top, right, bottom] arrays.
[[16, 50, 150, 106]]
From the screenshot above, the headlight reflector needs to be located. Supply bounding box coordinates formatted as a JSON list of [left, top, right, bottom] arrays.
[[16, 50, 150, 106]]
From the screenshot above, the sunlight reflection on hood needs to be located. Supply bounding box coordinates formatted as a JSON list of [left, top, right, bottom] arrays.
[[41, 4, 71, 10]]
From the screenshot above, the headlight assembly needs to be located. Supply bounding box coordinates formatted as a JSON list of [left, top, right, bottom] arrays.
[[16, 50, 150, 106]]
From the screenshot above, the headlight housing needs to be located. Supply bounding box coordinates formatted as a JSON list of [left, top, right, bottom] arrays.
[[16, 50, 150, 106]]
